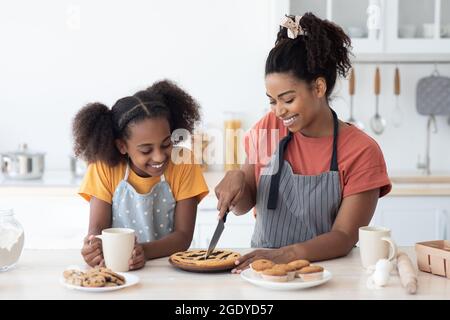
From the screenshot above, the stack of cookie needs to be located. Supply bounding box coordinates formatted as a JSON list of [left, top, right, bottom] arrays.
[[63, 266, 126, 288], [250, 259, 324, 283]]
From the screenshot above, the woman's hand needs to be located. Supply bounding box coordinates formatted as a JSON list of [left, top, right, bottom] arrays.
[[231, 248, 295, 274], [129, 241, 146, 270], [81, 235, 104, 267], [215, 170, 246, 219]]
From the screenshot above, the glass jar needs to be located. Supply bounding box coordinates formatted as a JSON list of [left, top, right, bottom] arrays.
[[0, 209, 25, 271], [223, 112, 243, 171]]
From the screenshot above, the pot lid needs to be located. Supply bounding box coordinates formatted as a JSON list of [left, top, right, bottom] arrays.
[[2, 143, 45, 156]]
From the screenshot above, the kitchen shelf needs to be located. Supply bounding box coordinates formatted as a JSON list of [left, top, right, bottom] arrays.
[[352, 53, 450, 63]]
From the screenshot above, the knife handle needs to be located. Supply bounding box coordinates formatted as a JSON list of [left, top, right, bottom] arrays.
[[223, 211, 229, 223]]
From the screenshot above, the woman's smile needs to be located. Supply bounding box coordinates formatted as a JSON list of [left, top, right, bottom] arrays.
[[281, 114, 299, 127]]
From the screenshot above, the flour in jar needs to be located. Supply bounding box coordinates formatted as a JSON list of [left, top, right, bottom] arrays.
[[0, 225, 24, 270]]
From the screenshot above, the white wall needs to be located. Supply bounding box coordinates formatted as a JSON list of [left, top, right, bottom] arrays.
[[0, 0, 449, 174], [0, 0, 272, 169]]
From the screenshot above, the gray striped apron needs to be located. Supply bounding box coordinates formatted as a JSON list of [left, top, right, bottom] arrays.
[[251, 108, 342, 248]]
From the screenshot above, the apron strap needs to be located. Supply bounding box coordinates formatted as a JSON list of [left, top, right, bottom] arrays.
[[267, 107, 339, 210], [267, 131, 293, 210], [329, 108, 339, 172], [124, 162, 130, 181]]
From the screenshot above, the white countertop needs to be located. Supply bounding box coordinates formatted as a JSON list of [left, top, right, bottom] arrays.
[[1, 247, 449, 300], [2, 171, 450, 197]]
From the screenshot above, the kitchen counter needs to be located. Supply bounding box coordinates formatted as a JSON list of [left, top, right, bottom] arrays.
[[1, 247, 449, 300], [2, 171, 450, 197]]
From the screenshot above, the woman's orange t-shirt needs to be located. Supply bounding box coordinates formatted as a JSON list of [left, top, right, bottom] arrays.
[[244, 111, 392, 198]]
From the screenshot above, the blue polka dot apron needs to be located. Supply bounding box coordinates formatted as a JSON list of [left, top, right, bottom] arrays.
[[111, 164, 176, 243]]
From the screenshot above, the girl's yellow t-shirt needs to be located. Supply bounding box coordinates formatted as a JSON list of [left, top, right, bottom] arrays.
[[79, 153, 209, 205]]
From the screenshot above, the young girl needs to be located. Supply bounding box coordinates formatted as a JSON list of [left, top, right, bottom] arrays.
[[215, 13, 392, 272], [73, 80, 209, 270]]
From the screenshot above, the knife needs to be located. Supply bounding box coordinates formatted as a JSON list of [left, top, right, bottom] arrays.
[[204, 211, 229, 259]]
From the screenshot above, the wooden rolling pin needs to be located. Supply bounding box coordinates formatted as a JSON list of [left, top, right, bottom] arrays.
[[397, 252, 418, 294]]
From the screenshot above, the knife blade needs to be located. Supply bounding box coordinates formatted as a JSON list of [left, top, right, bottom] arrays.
[[204, 211, 228, 259]]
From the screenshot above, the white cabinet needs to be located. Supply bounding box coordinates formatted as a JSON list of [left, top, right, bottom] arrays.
[[192, 195, 255, 249], [273, 0, 450, 56], [371, 196, 450, 246], [385, 0, 450, 54], [0, 189, 89, 249]]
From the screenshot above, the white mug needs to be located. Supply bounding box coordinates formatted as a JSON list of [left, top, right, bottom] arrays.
[[96, 228, 135, 272], [358, 226, 397, 269]]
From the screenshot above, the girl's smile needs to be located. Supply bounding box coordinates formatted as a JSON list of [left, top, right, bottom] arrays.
[[117, 117, 173, 178]]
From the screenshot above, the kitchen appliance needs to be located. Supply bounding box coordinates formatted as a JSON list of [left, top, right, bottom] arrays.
[[1, 143, 45, 180], [205, 211, 228, 259], [70, 155, 87, 178], [370, 67, 386, 134]]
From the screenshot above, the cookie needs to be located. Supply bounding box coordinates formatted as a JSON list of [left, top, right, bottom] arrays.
[[62, 267, 126, 288], [82, 275, 106, 287], [63, 269, 84, 279], [65, 274, 86, 286], [250, 259, 275, 273]]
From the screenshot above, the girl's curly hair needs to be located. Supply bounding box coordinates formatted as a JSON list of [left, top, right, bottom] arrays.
[[265, 12, 352, 99], [72, 80, 201, 166]]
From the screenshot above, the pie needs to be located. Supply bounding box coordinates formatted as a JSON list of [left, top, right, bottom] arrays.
[[169, 249, 241, 270]]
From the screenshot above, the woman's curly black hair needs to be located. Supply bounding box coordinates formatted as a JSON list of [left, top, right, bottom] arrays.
[[265, 12, 352, 99], [72, 80, 201, 166]]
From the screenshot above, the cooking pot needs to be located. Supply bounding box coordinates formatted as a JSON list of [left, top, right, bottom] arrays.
[[70, 155, 87, 178], [1, 144, 45, 180]]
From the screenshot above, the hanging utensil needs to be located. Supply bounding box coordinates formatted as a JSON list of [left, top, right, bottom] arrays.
[[347, 68, 364, 130], [370, 67, 386, 135], [392, 67, 403, 127]]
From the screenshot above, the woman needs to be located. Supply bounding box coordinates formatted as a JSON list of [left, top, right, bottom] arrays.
[[214, 13, 391, 273]]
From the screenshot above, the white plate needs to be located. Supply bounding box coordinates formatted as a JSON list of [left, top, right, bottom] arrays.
[[60, 271, 139, 292], [240, 269, 332, 290]]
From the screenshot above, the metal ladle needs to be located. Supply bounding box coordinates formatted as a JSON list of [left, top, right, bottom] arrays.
[[370, 67, 386, 135]]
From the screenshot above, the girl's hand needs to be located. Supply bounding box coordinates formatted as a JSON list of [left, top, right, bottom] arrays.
[[215, 170, 246, 219], [231, 248, 295, 274], [129, 241, 146, 270], [81, 235, 104, 267]]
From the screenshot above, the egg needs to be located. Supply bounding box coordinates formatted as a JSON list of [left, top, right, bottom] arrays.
[[372, 259, 392, 286]]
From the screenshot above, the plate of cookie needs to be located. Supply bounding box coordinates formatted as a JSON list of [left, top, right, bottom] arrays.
[[60, 266, 139, 292], [169, 249, 241, 272], [240, 259, 332, 290]]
